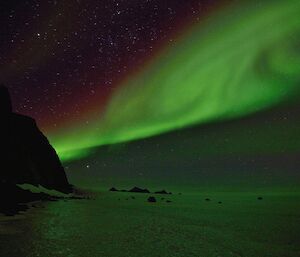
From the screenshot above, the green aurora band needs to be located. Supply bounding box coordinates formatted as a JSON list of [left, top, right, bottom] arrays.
[[51, 1, 300, 161]]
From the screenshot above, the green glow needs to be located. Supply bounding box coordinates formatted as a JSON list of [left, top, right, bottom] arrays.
[[52, 1, 300, 161], [57, 148, 93, 162]]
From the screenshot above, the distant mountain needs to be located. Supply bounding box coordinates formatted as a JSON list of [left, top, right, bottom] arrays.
[[0, 85, 71, 194]]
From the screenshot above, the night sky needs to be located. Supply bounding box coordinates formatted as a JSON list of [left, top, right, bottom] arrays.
[[1, 0, 220, 128], [1, 0, 300, 162]]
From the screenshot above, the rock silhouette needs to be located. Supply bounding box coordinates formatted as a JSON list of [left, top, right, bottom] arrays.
[[108, 187, 173, 194], [0, 85, 71, 194], [129, 187, 150, 193], [154, 190, 169, 194], [147, 196, 156, 202]]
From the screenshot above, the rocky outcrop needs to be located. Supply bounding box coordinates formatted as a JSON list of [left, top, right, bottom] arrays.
[[154, 189, 172, 195], [128, 187, 150, 193], [108, 187, 173, 194], [147, 196, 156, 203], [0, 85, 71, 194]]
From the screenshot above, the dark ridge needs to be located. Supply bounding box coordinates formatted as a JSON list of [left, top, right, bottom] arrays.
[[0, 85, 73, 214], [0, 85, 71, 193], [154, 190, 169, 194], [128, 187, 150, 193], [109, 187, 173, 194]]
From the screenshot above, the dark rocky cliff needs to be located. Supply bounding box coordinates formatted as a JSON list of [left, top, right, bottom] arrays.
[[0, 85, 71, 194]]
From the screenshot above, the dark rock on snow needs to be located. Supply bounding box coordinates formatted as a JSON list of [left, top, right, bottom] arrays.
[[147, 196, 157, 203], [205, 198, 211, 201], [257, 197, 263, 200]]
